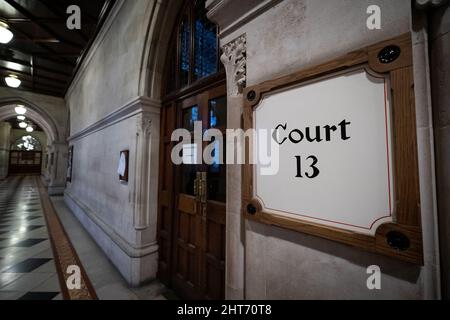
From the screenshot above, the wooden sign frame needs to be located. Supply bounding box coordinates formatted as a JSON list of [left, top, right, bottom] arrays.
[[243, 33, 423, 264], [67, 145, 74, 183]]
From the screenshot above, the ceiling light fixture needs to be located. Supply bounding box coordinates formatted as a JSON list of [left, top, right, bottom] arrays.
[[15, 105, 27, 115], [5, 74, 21, 88], [19, 122, 27, 129], [0, 21, 13, 44], [17, 115, 25, 121], [26, 126, 34, 133]]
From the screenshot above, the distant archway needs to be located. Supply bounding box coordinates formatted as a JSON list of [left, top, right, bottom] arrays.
[[0, 97, 60, 144]]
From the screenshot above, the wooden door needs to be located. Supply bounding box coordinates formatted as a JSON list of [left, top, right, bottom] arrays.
[[158, 85, 226, 300], [9, 151, 42, 175]]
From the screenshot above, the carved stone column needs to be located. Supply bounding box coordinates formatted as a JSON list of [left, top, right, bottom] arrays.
[[130, 106, 161, 285], [134, 113, 153, 230], [41, 145, 51, 186], [221, 34, 247, 300], [48, 141, 68, 195], [132, 106, 161, 237], [418, 0, 450, 299], [0, 122, 11, 180]]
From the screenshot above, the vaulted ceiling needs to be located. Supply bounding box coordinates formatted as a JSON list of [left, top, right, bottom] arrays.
[[0, 0, 116, 97]]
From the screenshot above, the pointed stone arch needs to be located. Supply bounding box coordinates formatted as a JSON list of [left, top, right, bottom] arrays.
[[138, 0, 184, 100], [0, 97, 60, 144], [0, 96, 68, 194]]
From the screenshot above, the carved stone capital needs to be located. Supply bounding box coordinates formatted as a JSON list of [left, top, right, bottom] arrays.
[[136, 113, 152, 137], [221, 34, 247, 96]]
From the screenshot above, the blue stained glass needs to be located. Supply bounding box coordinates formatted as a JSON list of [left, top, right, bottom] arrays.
[[194, 0, 218, 81], [168, 0, 220, 93], [192, 106, 199, 122], [183, 105, 199, 132], [209, 96, 226, 128], [179, 16, 190, 87], [211, 140, 220, 171], [210, 101, 217, 127]]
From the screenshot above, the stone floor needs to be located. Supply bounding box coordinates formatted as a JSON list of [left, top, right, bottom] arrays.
[[0, 176, 173, 300], [50, 196, 170, 300], [0, 176, 62, 300]]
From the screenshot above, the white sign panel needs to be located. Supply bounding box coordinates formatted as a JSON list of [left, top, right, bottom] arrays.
[[254, 67, 394, 235]]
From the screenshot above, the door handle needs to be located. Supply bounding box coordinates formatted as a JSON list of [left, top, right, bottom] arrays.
[[194, 172, 207, 204], [200, 172, 207, 204], [194, 172, 201, 201]]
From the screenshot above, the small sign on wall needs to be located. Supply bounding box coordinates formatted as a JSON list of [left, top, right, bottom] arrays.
[[243, 33, 423, 264], [118, 150, 129, 182], [67, 146, 74, 182]]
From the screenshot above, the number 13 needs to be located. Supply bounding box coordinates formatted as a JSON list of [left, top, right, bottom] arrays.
[[295, 155, 320, 179]]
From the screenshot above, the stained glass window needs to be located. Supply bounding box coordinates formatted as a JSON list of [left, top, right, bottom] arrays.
[[165, 0, 220, 95], [194, 0, 218, 80], [11, 136, 42, 151], [209, 96, 226, 128], [179, 15, 190, 88], [182, 105, 199, 132]]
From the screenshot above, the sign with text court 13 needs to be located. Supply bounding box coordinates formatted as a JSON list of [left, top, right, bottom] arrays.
[[253, 67, 393, 235]]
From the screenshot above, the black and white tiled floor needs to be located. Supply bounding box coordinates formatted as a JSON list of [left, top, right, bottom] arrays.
[[0, 176, 62, 300]]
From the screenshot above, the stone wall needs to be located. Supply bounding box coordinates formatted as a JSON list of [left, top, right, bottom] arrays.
[[62, 0, 443, 297], [208, 0, 440, 299], [430, 2, 450, 299], [64, 0, 164, 286]]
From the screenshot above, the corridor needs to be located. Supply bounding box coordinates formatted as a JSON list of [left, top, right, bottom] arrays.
[[0, 176, 170, 300], [0, 0, 448, 303], [0, 176, 61, 300]]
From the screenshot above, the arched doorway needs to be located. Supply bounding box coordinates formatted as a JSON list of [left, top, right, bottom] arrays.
[[157, 0, 226, 300], [9, 133, 43, 175], [0, 98, 67, 195]]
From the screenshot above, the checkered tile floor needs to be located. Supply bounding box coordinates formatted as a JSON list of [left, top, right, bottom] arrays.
[[0, 176, 62, 300]]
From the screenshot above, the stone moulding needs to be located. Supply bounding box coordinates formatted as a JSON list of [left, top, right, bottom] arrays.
[[68, 96, 161, 142], [207, 0, 283, 38]]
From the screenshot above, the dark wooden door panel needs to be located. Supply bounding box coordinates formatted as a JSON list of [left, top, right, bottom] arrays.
[[9, 151, 42, 175], [158, 85, 226, 300], [204, 201, 225, 300], [157, 102, 176, 284]]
